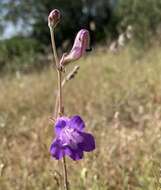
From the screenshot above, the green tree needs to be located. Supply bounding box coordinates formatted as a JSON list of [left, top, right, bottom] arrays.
[[115, 0, 161, 46]]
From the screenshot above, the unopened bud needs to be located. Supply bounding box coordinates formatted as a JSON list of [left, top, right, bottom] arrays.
[[48, 9, 61, 28], [60, 29, 91, 66]]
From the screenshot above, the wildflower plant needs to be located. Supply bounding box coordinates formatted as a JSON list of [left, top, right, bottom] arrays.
[[48, 9, 95, 190]]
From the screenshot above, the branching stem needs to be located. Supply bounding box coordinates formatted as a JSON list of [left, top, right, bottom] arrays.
[[50, 26, 69, 190]]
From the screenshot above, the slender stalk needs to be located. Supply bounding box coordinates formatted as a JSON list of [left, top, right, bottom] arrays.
[[49, 27, 59, 68], [54, 65, 80, 117], [50, 27, 60, 118], [49, 26, 69, 190], [54, 94, 59, 118], [62, 157, 69, 190], [58, 70, 63, 116]]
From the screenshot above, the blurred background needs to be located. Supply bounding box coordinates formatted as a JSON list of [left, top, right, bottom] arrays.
[[0, 0, 161, 190], [1, 0, 161, 72]]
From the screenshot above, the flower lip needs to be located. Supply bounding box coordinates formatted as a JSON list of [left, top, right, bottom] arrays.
[[48, 9, 61, 28], [50, 115, 95, 160]]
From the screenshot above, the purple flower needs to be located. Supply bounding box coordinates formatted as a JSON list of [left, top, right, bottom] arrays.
[[50, 115, 95, 160], [60, 29, 91, 66]]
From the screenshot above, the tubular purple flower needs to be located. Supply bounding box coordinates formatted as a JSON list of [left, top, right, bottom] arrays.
[[48, 9, 61, 28], [50, 115, 95, 160], [60, 29, 91, 66]]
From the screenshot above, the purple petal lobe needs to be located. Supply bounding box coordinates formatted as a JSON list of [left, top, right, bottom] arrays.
[[50, 139, 64, 160], [55, 117, 69, 135], [64, 147, 83, 160], [69, 115, 85, 131], [78, 132, 95, 152]]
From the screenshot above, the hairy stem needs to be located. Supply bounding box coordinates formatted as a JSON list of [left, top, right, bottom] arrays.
[[50, 26, 69, 190]]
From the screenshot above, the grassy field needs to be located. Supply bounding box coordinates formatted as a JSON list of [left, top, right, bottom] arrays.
[[0, 46, 161, 190]]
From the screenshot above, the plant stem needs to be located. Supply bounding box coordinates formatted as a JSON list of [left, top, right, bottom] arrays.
[[62, 156, 69, 190], [58, 70, 63, 116], [49, 27, 59, 68], [54, 65, 80, 117], [49, 26, 69, 190]]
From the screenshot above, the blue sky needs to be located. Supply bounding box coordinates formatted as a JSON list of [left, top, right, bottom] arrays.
[[2, 23, 18, 39]]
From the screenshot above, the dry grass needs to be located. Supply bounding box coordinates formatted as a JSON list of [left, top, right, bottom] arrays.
[[0, 46, 161, 190]]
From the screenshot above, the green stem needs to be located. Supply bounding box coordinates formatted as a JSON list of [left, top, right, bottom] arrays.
[[49, 26, 69, 190]]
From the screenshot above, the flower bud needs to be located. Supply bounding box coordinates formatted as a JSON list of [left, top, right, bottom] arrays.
[[48, 9, 61, 28], [60, 29, 91, 66]]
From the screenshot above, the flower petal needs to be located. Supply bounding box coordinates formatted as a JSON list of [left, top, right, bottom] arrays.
[[64, 146, 84, 160], [50, 139, 64, 160], [78, 132, 95, 152], [55, 117, 69, 135], [69, 115, 85, 131]]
